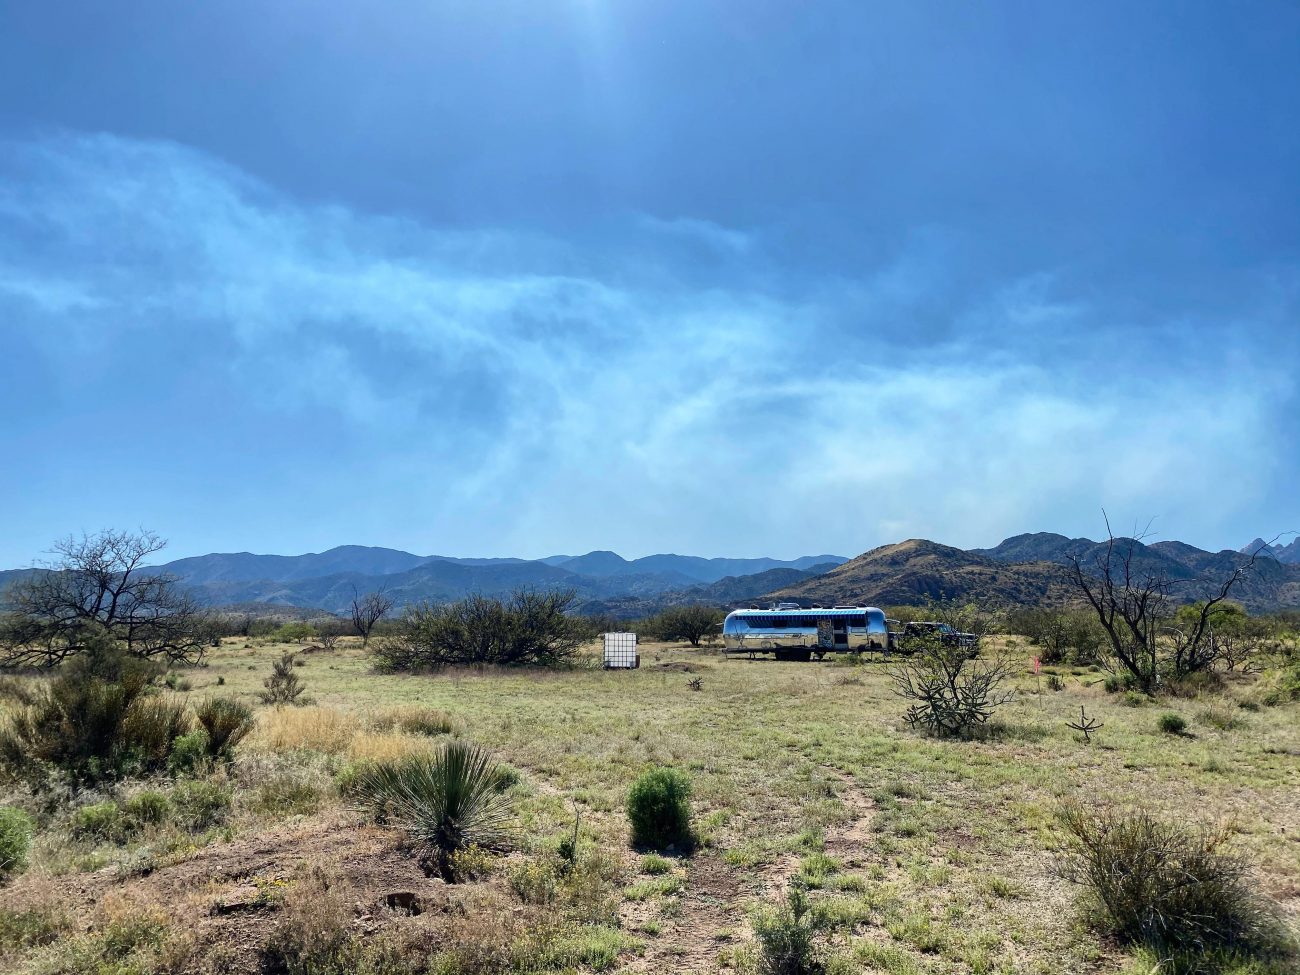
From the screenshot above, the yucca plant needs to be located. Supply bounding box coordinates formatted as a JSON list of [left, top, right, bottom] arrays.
[[352, 740, 515, 880], [194, 697, 255, 760]]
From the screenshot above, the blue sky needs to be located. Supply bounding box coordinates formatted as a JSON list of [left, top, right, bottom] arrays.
[[1, 0, 1297, 565]]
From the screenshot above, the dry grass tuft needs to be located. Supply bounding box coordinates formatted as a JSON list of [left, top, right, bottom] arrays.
[[249, 706, 360, 755], [347, 731, 437, 765]]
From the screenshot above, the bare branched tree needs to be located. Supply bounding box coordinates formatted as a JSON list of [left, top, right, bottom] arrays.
[[316, 618, 348, 652], [350, 588, 393, 647], [1066, 515, 1259, 694], [0, 529, 211, 669]]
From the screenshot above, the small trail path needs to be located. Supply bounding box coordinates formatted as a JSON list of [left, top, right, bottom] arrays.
[[620, 765, 877, 974]]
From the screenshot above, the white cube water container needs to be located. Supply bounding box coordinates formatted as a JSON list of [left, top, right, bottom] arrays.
[[602, 632, 639, 669]]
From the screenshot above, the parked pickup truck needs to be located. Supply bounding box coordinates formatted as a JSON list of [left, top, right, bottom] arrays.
[[900, 621, 980, 652]]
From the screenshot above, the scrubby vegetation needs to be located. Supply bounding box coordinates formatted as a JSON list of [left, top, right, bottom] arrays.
[[1058, 804, 1292, 971], [626, 766, 693, 850], [0, 636, 191, 785], [374, 589, 589, 670], [352, 740, 516, 880], [0, 805, 33, 876], [0, 607, 1295, 975]]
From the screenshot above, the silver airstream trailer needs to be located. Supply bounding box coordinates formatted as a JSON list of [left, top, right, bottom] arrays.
[[722, 604, 890, 661]]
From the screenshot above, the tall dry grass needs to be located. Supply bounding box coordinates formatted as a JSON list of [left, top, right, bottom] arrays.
[[248, 707, 359, 755], [248, 705, 443, 764]]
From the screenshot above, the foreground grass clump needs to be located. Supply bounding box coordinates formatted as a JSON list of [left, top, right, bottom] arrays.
[[626, 766, 693, 850], [1158, 712, 1189, 735], [353, 740, 515, 880], [0, 806, 35, 877], [0, 902, 73, 956], [1058, 804, 1290, 971], [752, 888, 828, 975]]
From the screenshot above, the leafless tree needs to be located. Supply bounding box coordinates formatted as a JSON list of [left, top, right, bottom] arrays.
[[0, 529, 211, 669], [1066, 516, 1259, 695], [316, 618, 348, 652], [350, 588, 393, 647]]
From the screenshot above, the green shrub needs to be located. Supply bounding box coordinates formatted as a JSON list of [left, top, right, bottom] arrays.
[[1158, 712, 1188, 735], [333, 760, 372, 798], [1121, 690, 1147, 708], [195, 697, 256, 759], [0, 642, 191, 785], [640, 853, 673, 875], [0, 903, 73, 953], [1058, 804, 1287, 965], [171, 779, 232, 830], [395, 707, 456, 737], [0, 806, 35, 876], [71, 801, 124, 842], [260, 652, 307, 705], [123, 790, 172, 829], [167, 728, 210, 775], [374, 589, 587, 670], [510, 857, 560, 904], [492, 763, 523, 792], [752, 887, 826, 975], [352, 741, 515, 880], [626, 767, 693, 850]]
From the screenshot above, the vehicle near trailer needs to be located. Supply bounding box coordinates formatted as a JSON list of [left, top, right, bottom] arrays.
[[901, 621, 980, 652], [722, 604, 889, 660]]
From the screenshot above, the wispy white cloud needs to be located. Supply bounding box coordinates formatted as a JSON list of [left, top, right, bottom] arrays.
[[0, 132, 1295, 558]]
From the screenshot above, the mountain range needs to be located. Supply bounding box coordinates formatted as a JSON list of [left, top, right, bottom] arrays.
[[134, 547, 849, 616], [769, 534, 1300, 614], [1239, 537, 1300, 564], [3, 534, 1298, 618]]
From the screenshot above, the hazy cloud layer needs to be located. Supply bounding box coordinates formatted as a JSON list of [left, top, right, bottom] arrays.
[[0, 133, 1296, 563]]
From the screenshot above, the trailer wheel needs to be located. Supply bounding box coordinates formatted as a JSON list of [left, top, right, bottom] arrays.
[[793, 649, 813, 662]]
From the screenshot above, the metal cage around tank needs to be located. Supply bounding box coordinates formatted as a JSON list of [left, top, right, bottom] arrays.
[[722, 606, 889, 660]]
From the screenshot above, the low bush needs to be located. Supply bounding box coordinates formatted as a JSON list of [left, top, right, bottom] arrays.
[[71, 801, 124, 843], [352, 740, 515, 880], [1058, 804, 1288, 967], [261, 871, 350, 975], [1198, 706, 1244, 732], [0, 806, 35, 876], [0, 903, 73, 954], [123, 790, 171, 829], [255, 774, 324, 819], [370, 705, 457, 737], [260, 652, 307, 706], [195, 697, 256, 759], [510, 856, 561, 904], [170, 779, 232, 830], [1158, 712, 1188, 735], [167, 729, 210, 775], [0, 642, 194, 785], [751, 887, 826, 975], [374, 589, 588, 670], [640, 853, 673, 875], [626, 766, 693, 850]]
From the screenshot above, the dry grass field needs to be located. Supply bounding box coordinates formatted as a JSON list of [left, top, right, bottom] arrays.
[[1, 635, 1298, 974]]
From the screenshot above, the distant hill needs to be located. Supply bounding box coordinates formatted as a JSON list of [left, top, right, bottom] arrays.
[[7, 534, 1295, 618], [54, 545, 849, 616], [1240, 537, 1300, 565], [544, 551, 848, 583], [769, 539, 1078, 609], [778, 534, 1300, 613]]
